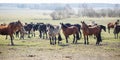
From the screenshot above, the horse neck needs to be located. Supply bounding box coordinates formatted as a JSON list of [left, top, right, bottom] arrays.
[[8, 24, 21, 32], [101, 26, 106, 31], [61, 26, 67, 31], [82, 23, 90, 33]]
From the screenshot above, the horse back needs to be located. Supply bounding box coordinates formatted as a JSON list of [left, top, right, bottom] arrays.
[[107, 23, 114, 28], [0, 27, 9, 35], [63, 26, 78, 35], [88, 26, 101, 35]]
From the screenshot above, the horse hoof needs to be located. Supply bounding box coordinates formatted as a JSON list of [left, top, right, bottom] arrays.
[[11, 44, 14, 46]]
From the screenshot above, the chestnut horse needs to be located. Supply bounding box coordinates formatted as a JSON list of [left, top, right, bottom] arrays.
[[0, 21, 23, 45], [107, 20, 119, 33], [107, 23, 115, 33], [81, 21, 102, 45], [60, 23, 80, 44]]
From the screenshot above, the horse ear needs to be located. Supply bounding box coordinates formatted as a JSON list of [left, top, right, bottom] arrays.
[[60, 22, 62, 25], [81, 21, 83, 23], [18, 20, 21, 23]]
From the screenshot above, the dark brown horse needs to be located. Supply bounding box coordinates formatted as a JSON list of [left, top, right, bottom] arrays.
[[81, 21, 102, 45], [114, 25, 120, 39], [0, 21, 23, 45], [60, 23, 80, 44]]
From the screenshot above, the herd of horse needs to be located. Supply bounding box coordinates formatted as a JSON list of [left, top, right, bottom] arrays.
[[0, 20, 119, 46]]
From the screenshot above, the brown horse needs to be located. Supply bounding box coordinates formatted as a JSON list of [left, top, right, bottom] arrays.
[[60, 23, 80, 44], [81, 21, 102, 45], [0, 21, 23, 45], [107, 22, 115, 33], [107, 20, 119, 33]]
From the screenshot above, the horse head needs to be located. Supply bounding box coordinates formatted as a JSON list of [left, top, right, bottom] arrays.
[[60, 23, 68, 28], [17, 20, 23, 29]]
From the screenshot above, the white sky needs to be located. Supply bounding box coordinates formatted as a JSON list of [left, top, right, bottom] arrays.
[[0, 0, 120, 4]]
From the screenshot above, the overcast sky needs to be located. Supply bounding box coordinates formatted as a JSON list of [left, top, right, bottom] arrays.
[[0, 0, 120, 4]]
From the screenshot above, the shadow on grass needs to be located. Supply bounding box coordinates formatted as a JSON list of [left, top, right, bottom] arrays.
[[0, 44, 38, 47], [59, 44, 69, 47], [72, 42, 84, 45]]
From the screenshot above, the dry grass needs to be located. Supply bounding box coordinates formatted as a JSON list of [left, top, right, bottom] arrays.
[[0, 10, 120, 60]]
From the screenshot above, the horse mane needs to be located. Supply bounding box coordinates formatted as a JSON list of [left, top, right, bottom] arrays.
[[8, 22, 17, 27], [49, 24, 54, 29], [61, 23, 68, 28], [82, 21, 89, 28]]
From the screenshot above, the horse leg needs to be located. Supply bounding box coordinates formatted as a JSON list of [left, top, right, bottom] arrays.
[[87, 36, 89, 44], [84, 35, 86, 44], [6, 35, 8, 40], [65, 36, 68, 43], [114, 33, 116, 39], [28, 31, 30, 38], [96, 36, 100, 45], [43, 32, 45, 39], [108, 27, 110, 33], [117, 33, 118, 39], [49, 37, 52, 45], [73, 35, 75, 44], [39, 31, 41, 38], [52, 37, 54, 45], [34, 31, 35, 37], [79, 31, 82, 40], [55, 36, 57, 44], [75, 35, 78, 44], [96, 36, 98, 45], [20, 33, 24, 40], [46, 32, 48, 39], [10, 34, 14, 45]]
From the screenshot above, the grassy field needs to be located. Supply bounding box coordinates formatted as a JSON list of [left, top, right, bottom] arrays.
[[0, 10, 120, 60]]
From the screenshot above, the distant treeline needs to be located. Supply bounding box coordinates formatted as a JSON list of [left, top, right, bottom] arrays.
[[50, 4, 120, 20], [0, 3, 120, 20], [0, 3, 118, 10]]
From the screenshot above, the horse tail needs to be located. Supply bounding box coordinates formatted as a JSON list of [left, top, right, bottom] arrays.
[[96, 33, 102, 45], [76, 32, 80, 40], [58, 33, 62, 41]]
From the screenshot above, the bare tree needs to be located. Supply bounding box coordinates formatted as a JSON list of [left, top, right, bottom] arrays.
[[50, 4, 75, 20]]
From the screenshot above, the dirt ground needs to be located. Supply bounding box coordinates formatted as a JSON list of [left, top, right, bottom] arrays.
[[0, 37, 120, 60]]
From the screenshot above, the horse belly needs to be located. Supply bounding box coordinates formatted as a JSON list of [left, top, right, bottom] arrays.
[[0, 29, 9, 35]]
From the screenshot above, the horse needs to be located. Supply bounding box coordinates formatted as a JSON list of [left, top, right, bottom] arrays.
[[60, 23, 80, 44], [88, 24, 106, 32], [107, 20, 119, 33], [81, 21, 102, 45], [114, 25, 120, 39], [15, 27, 27, 40], [107, 23, 115, 33], [99, 25, 106, 32], [24, 23, 34, 38], [46, 24, 62, 45], [0, 21, 23, 45], [64, 23, 81, 39], [38, 23, 48, 39]]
